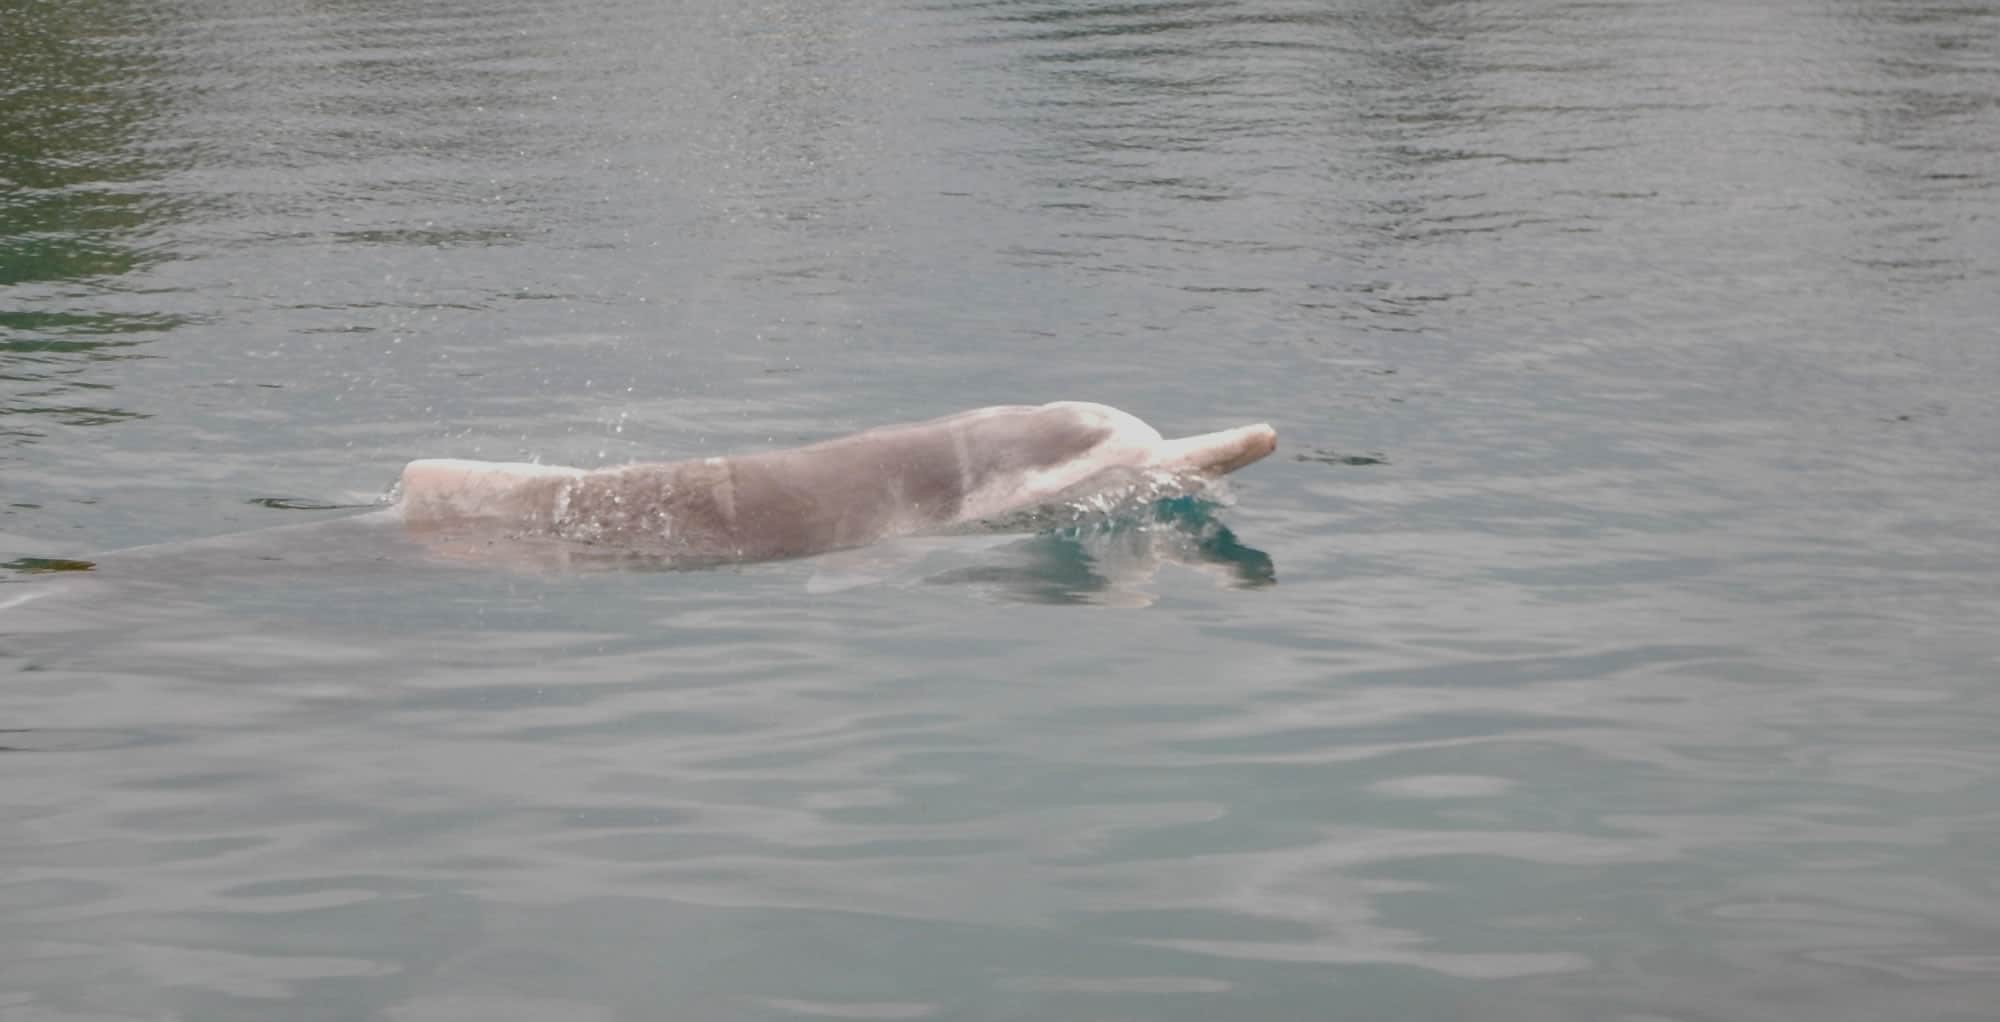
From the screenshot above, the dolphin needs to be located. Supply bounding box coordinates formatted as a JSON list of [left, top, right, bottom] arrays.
[[396, 402, 1276, 564]]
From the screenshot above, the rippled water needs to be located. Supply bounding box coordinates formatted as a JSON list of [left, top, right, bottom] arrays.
[[5, 0, 2000, 1019]]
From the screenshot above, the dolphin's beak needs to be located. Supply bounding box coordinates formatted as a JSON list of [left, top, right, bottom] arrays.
[[1151, 423, 1277, 476]]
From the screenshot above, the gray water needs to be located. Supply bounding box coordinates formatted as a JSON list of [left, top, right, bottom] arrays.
[[5, 0, 2000, 1018]]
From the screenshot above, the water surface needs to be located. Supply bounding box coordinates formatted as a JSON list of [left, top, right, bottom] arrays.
[[5, 0, 1999, 1019]]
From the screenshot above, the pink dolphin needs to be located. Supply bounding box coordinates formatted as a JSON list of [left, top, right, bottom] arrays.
[[397, 402, 1275, 564]]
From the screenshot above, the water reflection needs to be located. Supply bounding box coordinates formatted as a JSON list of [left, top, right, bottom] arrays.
[[0, 0, 180, 447], [3, 492, 1273, 609], [0, 1, 178, 278], [922, 496, 1276, 603], [1824, 1, 1999, 299]]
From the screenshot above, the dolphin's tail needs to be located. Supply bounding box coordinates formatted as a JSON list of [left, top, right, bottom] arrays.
[[1149, 424, 1278, 476]]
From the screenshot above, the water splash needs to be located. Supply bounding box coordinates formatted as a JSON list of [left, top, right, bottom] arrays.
[[971, 468, 1234, 535]]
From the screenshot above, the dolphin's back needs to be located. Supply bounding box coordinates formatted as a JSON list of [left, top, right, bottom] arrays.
[[717, 405, 1115, 557]]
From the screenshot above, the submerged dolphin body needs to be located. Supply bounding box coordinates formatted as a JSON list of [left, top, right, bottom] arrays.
[[397, 402, 1276, 564]]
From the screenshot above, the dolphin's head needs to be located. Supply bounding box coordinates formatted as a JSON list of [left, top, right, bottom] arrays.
[[1147, 423, 1278, 477]]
